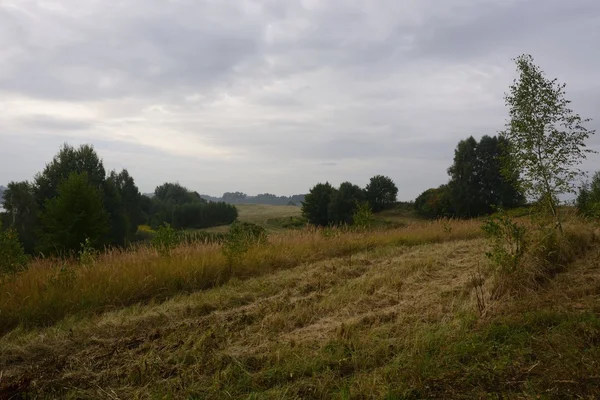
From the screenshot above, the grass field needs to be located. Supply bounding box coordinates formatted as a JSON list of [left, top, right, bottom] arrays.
[[1, 209, 600, 398], [202, 204, 304, 233]]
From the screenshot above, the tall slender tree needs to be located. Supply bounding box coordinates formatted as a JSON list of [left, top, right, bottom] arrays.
[[502, 54, 595, 229]]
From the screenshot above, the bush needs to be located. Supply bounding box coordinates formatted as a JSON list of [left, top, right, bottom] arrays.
[[152, 223, 178, 256], [222, 222, 267, 265], [352, 202, 374, 230], [481, 211, 528, 274], [0, 223, 28, 274]]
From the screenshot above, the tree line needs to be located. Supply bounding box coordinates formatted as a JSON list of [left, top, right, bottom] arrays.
[[0, 144, 237, 256], [199, 192, 306, 206], [301, 175, 398, 226], [415, 135, 524, 219]]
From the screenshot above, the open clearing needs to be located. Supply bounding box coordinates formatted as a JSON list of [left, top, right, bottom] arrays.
[[1, 216, 600, 398]]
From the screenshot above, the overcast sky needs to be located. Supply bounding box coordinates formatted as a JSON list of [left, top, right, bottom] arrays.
[[1, 0, 599, 199]]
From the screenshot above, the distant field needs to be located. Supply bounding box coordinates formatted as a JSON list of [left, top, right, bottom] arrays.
[[203, 203, 303, 232]]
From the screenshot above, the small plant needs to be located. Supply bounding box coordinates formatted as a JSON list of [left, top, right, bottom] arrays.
[[152, 223, 178, 256], [352, 202, 374, 230], [481, 211, 527, 273], [79, 237, 98, 266], [222, 222, 267, 265], [0, 223, 28, 274]]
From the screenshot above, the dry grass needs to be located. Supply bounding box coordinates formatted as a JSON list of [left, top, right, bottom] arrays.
[[2, 217, 599, 398], [0, 219, 482, 335]]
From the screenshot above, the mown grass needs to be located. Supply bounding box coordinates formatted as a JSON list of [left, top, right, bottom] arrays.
[[0, 219, 482, 335], [2, 225, 600, 399]]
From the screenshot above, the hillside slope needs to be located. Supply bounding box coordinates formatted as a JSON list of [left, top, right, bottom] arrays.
[[2, 229, 600, 398]]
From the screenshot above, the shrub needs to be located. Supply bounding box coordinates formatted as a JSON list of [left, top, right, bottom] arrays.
[[222, 222, 267, 265], [152, 223, 179, 256], [481, 211, 528, 274], [0, 223, 28, 274], [352, 202, 374, 230]]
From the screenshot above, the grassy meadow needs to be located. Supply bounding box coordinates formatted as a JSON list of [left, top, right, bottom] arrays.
[[1, 205, 600, 398]]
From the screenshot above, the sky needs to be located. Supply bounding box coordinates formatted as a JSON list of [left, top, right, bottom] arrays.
[[1, 0, 599, 200]]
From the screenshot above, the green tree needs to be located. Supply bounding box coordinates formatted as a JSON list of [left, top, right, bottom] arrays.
[[415, 185, 453, 218], [448, 136, 481, 217], [302, 182, 336, 226], [34, 143, 106, 207], [328, 182, 366, 225], [2, 181, 38, 253], [110, 169, 143, 236], [475, 135, 525, 212], [577, 171, 600, 217], [365, 175, 398, 212], [102, 176, 130, 246], [502, 54, 596, 229], [38, 172, 109, 255], [0, 221, 28, 274]]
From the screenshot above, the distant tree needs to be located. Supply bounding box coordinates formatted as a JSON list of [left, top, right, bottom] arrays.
[[222, 192, 248, 204], [502, 54, 596, 230], [2, 181, 38, 253], [109, 169, 143, 238], [302, 182, 336, 226], [38, 172, 109, 255], [366, 175, 398, 212], [328, 182, 366, 225], [0, 221, 28, 274], [155, 183, 204, 205], [447, 135, 524, 218], [34, 143, 106, 207], [577, 171, 600, 217], [448, 137, 481, 217], [102, 176, 129, 246], [415, 185, 453, 219]]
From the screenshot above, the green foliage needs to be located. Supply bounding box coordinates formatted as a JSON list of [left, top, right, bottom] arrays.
[[577, 171, 600, 218], [149, 182, 236, 230], [78, 237, 98, 266], [0, 221, 28, 274], [481, 211, 528, 273], [502, 54, 596, 228], [152, 223, 179, 256], [365, 175, 398, 212], [414, 185, 453, 218], [302, 182, 336, 226], [155, 182, 205, 205], [171, 202, 238, 229], [2, 181, 38, 253], [34, 143, 106, 207], [38, 172, 109, 256], [222, 222, 267, 264], [352, 202, 374, 230], [448, 135, 524, 218], [328, 182, 366, 225]]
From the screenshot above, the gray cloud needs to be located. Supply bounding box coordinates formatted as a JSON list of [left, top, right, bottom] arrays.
[[1, 0, 599, 199]]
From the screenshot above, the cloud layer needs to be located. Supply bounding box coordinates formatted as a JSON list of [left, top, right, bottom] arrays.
[[1, 0, 599, 198]]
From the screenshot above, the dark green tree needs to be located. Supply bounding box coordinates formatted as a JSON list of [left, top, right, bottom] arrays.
[[102, 176, 130, 246], [302, 182, 336, 226], [448, 136, 481, 217], [366, 175, 398, 212], [577, 171, 600, 217], [38, 172, 109, 255], [2, 181, 38, 253], [34, 143, 106, 207], [109, 169, 143, 239], [328, 182, 366, 225], [415, 185, 453, 218]]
